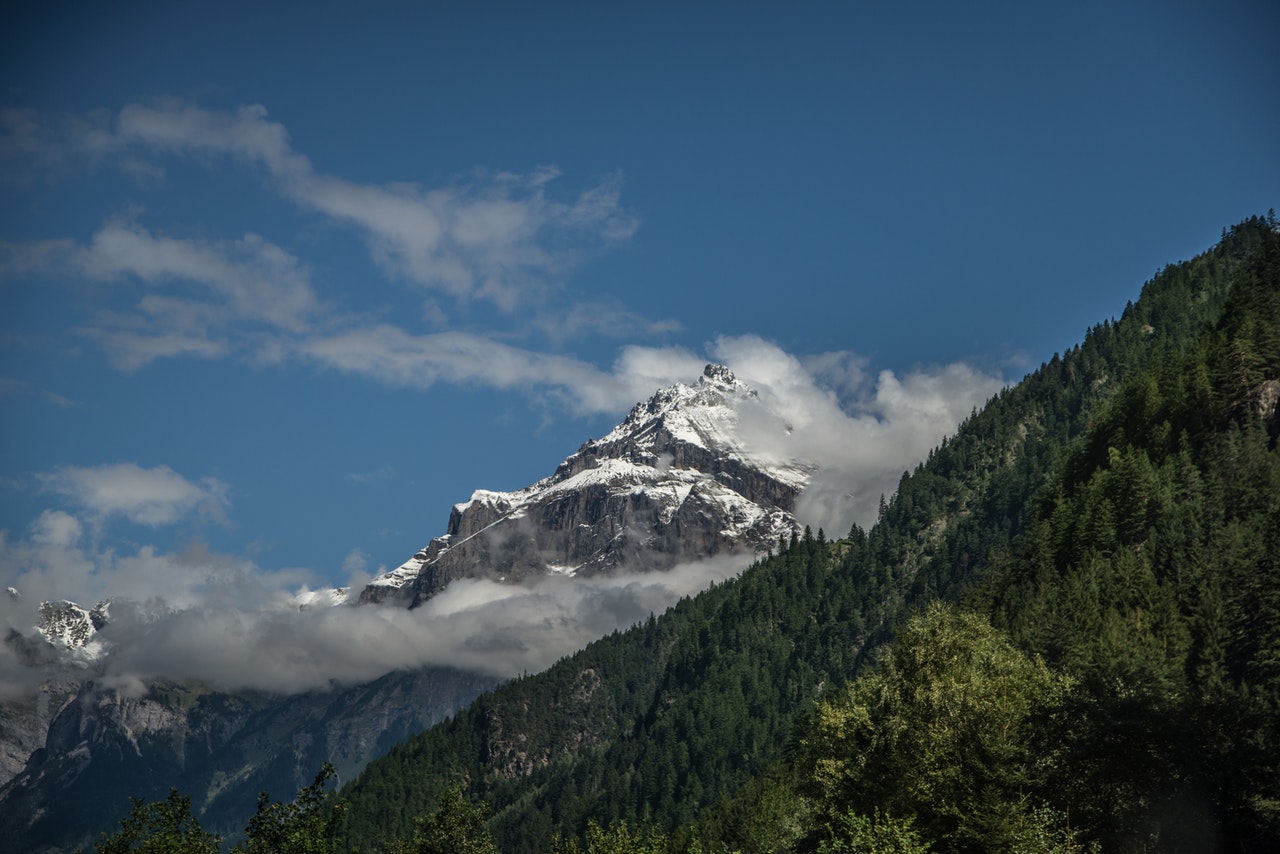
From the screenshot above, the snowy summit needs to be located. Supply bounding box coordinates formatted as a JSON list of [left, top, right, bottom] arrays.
[[362, 365, 815, 606]]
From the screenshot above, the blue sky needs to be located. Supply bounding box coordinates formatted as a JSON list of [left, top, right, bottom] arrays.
[[3, 0, 1279, 605]]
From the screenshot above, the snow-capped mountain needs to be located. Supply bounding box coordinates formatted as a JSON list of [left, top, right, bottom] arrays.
[[361, 364, 815, 607], [35, 599, 110, 661], [291, 586, 351, 610]]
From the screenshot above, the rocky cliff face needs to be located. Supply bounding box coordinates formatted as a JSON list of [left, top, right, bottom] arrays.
[[361, 365, 813, 607], [0, 679, 80, 788]]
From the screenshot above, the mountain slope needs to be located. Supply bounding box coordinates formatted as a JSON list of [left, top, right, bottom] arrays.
[[338, 216, 1280, 853]]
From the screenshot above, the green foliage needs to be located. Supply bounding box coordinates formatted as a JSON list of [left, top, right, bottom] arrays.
[[682, 769, 810, 854], [93, 788, 222, 854], [233, 763, 346, 854], [796, 604, 1070, 852], [968, 218, 1280, 850], [384, 785, 498, 854], [552, 820, 668, 854], [816, 809, 931, 854]]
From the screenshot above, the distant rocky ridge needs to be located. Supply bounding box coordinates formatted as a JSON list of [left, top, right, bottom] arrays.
[[0, 665, 497, 852]]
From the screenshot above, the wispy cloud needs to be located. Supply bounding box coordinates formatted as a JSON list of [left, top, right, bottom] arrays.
[[78, 220, 319, 331], [3, 219, 319, 370], [38, 462, 229, 528], [110, 102, 638, 306], [0, 379, 79, 409], [297, 324, 640, 412], [532, 298, 684, 343], [0, 108, 125, 184], [346, 466, 396, 484], [1, 104, 656, 377]]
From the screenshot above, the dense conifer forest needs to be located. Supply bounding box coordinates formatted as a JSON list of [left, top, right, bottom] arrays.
[[90, 215, 1280, 853]]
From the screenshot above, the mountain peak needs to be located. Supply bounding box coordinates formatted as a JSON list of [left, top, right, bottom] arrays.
[[360, 366, 811, 606], [606, 364, 760, 451], [34, 599, 110, 661], [700, 363, 739, 387]]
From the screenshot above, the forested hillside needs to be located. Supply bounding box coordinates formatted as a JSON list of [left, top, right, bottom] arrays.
[[335, 216, 1280, 853]]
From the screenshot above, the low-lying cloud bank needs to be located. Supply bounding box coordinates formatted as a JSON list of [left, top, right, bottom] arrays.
[[1, 541, 748, 698]]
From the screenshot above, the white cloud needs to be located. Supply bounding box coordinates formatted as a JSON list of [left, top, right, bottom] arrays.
[[0, 511, 748, 694], [3, 220, 319, 369], [111, 102, 638, 307], [78, 222, 319, 332], [29, 510, 83, 549], [2, 104, 651, 378], [702, 336, 1004, 535], [68, 221, 319, 369], [39, 463, 229, 527]]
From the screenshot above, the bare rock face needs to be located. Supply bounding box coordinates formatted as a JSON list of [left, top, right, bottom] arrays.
[[0, 678, 80, 787], [359, 365, 815, 607]]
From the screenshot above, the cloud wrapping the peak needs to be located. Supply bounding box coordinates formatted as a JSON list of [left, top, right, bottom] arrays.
[[700, 336, 1005, 535], [296, 329, 1003, 535]]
